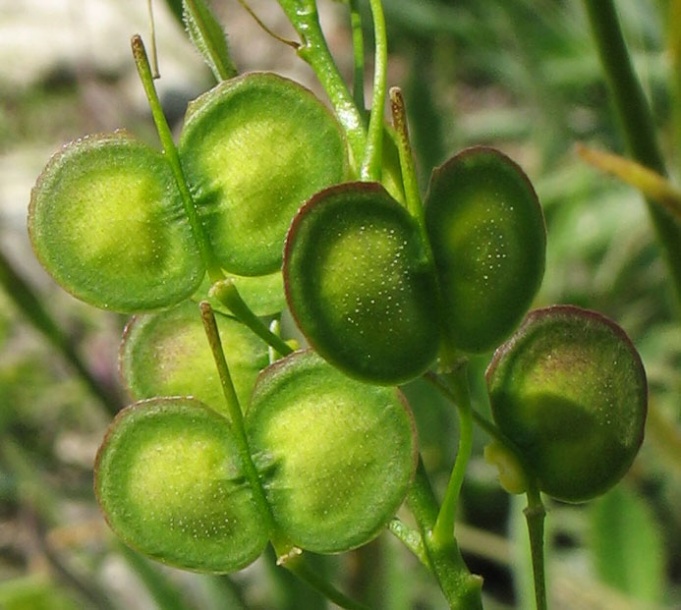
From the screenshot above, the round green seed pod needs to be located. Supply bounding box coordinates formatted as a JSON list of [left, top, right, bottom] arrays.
[[29, 133, 204, 312], [120, 301, 269, 417], [179, 72, 348, 276], [425, 146, 546, 354], [95, 398, 270, 573], [246, 350, 417, 553], [486, 305, 647, 503], [284, 182, 440, 385]]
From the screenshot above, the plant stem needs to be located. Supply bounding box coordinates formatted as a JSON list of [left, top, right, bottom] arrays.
[[200, 302, 363, 609], [209, 279, 293, 357], [406, 459, 484, 610], [582, 0, 681, 304], [0, 249, 121, 416], [425, 370, 549, 608], [388, 518, 429, 567], [276, 0, 366, 170], [425, 370, 521, 452], [361, 0, 389, 181], [284, 555, 372, 610], [432, 361, 474, 548], [184, 0, 238, 81], [131, 35, 224, 283], [348, 0, 366, 112], [524, 484, 548, 610], [199, 302, 280, 532]]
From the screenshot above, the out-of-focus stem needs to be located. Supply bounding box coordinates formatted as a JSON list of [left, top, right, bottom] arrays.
[[582, 0, 681, 306]]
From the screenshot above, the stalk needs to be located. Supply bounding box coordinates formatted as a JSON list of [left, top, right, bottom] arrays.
[[360, 0, 389, 181], [406, 459, 484, 610], [276, 0, 366, 168], [582, 0, 681, 305], [132, 35, 225, 283]]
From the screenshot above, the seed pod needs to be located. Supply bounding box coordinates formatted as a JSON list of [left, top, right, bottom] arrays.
[[95, 398, 270, 573], [284, 182, 440, 385], [247, 350, 417, 552], [179, 72, 348, 276], [29, 133, 204, 312], [425, 146, 546, 353], [120, 301, 268, 418], [486, 305, 647, 503]]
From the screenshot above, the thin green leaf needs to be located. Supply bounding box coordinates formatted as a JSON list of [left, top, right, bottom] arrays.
[[183, 0, 237, 81]]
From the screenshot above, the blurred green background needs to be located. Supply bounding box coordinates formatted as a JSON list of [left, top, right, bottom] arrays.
[[0, 0, 680, 608]]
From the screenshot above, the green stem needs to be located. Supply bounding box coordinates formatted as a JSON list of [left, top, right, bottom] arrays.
[[582, 0, 681, 304], [201, 300, 361, 610], [406, 459, 484, 610], [0, 249, 121, 416], [361, 0, 389, 181], [185, 0, 238, 81], [348, 0, 366, 113], [200, 310, 368, 609], [276, 0, 366, 170], [199, 302, 282, 538], [209, 279, 294, 357], [524, 483, 548, 610], [424, 370, 517, 451], [131, 35, 224, 283], [432, 361, 474, 548], [284, 555, 372, 610], [424, 369, 548, 607], [388, 518, 429, 568]]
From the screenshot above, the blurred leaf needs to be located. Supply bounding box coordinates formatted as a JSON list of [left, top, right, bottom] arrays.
[[0, 576, 82, 610], [578, 144, 681, 221], [163, 0, 184, 26], [119, 545, 197, 610], [590, 485, 665, 604]]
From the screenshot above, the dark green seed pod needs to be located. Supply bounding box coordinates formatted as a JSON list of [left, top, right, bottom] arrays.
[[284, 182, 440, 385], [486, 305, 647, 503], [425, 146, 546, 353]]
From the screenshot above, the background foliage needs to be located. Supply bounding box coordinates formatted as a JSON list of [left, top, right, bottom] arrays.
[[0, 0, 679, 608]]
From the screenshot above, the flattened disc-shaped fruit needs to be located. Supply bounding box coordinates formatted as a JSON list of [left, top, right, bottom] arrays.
[[425, 146, 546, 353], [29, 133, 204, 312], [95, 398, 269, 573], [247, 350, 417, 553], [284, 182, 440, 385], [486, 305, 647, 503], [179, 72, 348, 276], [120, 301, 269, 417]]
